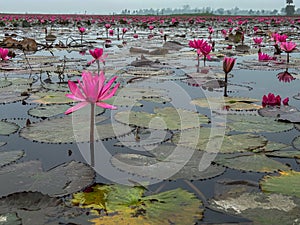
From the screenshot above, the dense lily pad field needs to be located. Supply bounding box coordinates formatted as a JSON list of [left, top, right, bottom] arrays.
[[1, 14, 300, 224]]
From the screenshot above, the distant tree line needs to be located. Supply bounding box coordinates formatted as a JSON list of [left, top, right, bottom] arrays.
[[119, 4, 299, 16]]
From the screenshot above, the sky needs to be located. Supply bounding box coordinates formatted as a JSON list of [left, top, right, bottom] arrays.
[[0, 0, 298, 14]]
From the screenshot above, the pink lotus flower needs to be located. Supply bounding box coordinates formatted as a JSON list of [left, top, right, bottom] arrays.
[[262, 93, 281, 107], [0, 48, 10, 60], [258, 52, 276, 61], [65, 71, 119, 114], [280, 41, 297, 63], [253, 26, 259, 33], [253, 37, 263, 45], [262, 93, 289, 107], [149, 25, 154, 31], [189, 39, 212, 67], [276, 34, 288, 43], [277, 70, 295, 83], [105, 23, 111, 29], [133, 34, 138, 39], [109, 29, 114, 36], [221, 29, 227, 38], [208, 26, 214, 34], [282, 97, 289, 105], [223, 57, 236, 74], [122, 27, 128, 34], [78, 27, 86, 34], [223, 57, 236, 97], [88, 48, 108, 65], [280, 41, 297, 53]]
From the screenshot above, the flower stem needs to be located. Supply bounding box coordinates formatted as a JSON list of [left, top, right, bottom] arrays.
[[224, 72, 228, 97], [287, 52, 290, 64], [96, 60, 100, 76], [90, 103, 95, 167], [80, 34, 83, 45]]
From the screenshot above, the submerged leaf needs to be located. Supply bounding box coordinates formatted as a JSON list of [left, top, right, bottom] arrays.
[[111, 146, 225, 181], [0, 160, 95, 197]]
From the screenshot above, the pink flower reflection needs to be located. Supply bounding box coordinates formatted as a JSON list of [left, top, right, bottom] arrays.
[[277, 70, 295, 83]]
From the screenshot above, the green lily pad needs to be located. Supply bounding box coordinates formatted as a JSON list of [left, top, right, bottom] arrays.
[[0, 192, 95, 225], [0, 213, 21, 225], [26, 91, 73, 104], [260, 170, 300, 198], [0, 85, 29, 104], [9, 78, 34, 86], [42, 83, 70, 92], [20, 115, 133, 143], [114, 128, 172, 147], [227, 115, 294, 133], [0, 142, 6, 148], [255, 141, 290, 153], [0, 150, 24, 167], [214, 153, 290, 172], [191, 97, 261, 111], [111, 148, 226, 181], [172, 127, 268, 153], [0, 121, 19, 136], [0, 160, 95, 197], [28, 104, 105, 118], [114, 107, 209, 130], [292, 136, 300, 150], [266, 150, 300, 159], [72, 184, 203, 224], [0, 79, 12, 88], [258, 106, 298, 118], [105, 86, 172, 106], [28, 104, 71, 118], [278, 111, 300, 123], [211, 191, 300, 225]]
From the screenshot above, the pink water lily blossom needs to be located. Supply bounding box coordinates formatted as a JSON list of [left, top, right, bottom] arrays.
[[78, 27, 86, 34], [262, 93, 289, 107], [253, 37, 263, 46], [258, 52, 276, 61], [65, 71, 119, 114], [223, 57, 236, 74], [88, 48, 108, 65], [280, 41, 297, 63], [280, 41, 297, 53], [0, 48, 10, 60]]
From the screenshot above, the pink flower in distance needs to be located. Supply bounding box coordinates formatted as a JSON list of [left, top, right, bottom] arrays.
[[0, 48, 10, 60], [253, 37, 263, 45], [65, 71, 119, 114], [105, 23, 111, 29], [258, 52, 276, 61], [276, 34, 288, 43], [280, 41, 297, 53], [149, 25, 154, 30], [189, 39, 206, 50], [109, 29, 114, 36], [78, 27, 86, 34], [133, 34, 138, 38], [88, 48, 108, 65], [277, 70, 295, 83], [122, 27, 128, 34]]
